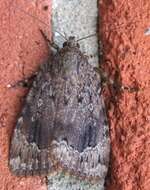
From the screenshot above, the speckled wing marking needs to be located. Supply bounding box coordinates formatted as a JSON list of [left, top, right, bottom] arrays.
[[9, 38, 110, 181]]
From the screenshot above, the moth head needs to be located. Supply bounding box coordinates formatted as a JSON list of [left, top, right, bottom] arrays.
[[63, 36, 80, 48]]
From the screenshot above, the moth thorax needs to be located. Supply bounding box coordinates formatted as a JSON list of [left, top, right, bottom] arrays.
[[63, 36, 80, 48]]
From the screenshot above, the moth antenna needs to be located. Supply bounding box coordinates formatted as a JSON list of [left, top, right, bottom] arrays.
[[77, 33, 96, 42], [40, 29, 59, 51], [13, 3, 67, 41], [54, 30, 67, 41], [12, 3, 144, 41], [13, 4, 50, 27], [64, 32, 68, 39]]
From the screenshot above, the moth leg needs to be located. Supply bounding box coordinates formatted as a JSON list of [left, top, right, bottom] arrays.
[[94, 67, 139, 93], [39, 29, 59, 51], [7, 73, 37, 89]]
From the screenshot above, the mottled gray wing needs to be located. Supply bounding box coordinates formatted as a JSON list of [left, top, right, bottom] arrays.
[[9, 46, 110, 181], [9, 60, 54, 175], [49, 47, 110, 180]]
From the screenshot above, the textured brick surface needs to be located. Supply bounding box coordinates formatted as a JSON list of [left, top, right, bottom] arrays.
[[100, 1, 150, 190]]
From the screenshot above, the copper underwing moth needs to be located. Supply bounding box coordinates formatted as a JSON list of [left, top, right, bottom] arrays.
[[9, 35, 110, 182]]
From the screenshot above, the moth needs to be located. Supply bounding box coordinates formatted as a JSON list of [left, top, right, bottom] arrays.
[[9, 35, 110, 182]]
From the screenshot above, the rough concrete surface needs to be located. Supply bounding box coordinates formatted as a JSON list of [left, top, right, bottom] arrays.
[[0, 0, 150, 190]]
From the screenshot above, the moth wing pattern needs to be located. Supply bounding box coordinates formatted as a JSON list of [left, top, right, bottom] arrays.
[[9, 41, 110, 181], [9, 61, 53, 176]]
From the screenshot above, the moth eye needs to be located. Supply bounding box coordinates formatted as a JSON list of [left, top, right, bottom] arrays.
[[63, 42, 68, 47]]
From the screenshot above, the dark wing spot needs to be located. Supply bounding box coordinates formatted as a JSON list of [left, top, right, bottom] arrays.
[[78, 96, 83, 103], [78, 124, 97, 152]]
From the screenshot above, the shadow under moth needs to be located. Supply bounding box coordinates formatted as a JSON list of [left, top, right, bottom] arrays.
[[9, 36, 110, 182]]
